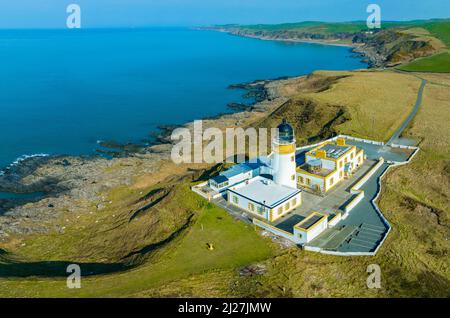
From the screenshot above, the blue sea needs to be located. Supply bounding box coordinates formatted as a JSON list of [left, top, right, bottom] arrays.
[[0, 28, 367, 170]]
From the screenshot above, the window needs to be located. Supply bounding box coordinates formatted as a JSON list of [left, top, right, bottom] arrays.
[[339, 171, 343, 178], [292, 198, 297, 206], [298, 233, 303, 239], [291, 174, 295, 181], [329, 178, 334, 186], [248, 202, 255, 211], [285, 202, 290, 211], [232, 196, 239, 204], [219, 181, 229, 188], [350, 153, 354, 159], [339, 161, 343, 168], [306, 178, 311, 185], [345, 157, 348, 163], [278, 206, 283, 215], [291, 156, 295, 162], [299, 176, 304, 184]]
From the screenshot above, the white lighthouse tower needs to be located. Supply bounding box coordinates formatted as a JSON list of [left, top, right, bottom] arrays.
[[272, 119, 297, 189]]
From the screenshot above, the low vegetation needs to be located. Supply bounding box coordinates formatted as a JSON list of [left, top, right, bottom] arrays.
[[0, 28, 449, 296], [272, 70, 422, 142], [398, 52, 450, 73], [422, 21, 450, 47], [0, 182, 275, 297], [216, 20, 450, 72]]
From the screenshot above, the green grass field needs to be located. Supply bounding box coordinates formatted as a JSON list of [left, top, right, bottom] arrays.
[[1, 70, 449, 297], [1, 21, 449, 297], [422, 21, 450, 46], [224, 19, 450, 73], [0, 187, 275, 297], [236, 20, 449, 35], [398, 53, 450, 73]]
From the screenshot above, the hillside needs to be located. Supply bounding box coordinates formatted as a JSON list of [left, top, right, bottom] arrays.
[[209, 20, 450, 71], [0, 69, 448, 297]]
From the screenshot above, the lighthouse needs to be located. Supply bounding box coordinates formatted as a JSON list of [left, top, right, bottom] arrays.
[[272, 119, 297, 189]]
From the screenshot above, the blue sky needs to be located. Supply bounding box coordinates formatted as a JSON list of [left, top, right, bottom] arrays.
[[1, 0, 449, 28]]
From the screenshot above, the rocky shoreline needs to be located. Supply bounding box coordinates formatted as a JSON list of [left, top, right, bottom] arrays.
[[0, 24, 389, 239], [1, 25, 400, 239], [205, 26, 385, 68], [0, 77, 290, 239], [205, 25, 439, 69]]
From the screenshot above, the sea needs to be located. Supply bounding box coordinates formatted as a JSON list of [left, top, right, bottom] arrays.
[[0, 27, 367, 172]]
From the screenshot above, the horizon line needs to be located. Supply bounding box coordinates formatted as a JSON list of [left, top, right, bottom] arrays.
[[0, 17, 448, 30]]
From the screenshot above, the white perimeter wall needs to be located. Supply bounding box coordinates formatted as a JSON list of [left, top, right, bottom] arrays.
[[293, 217, 328, 244]]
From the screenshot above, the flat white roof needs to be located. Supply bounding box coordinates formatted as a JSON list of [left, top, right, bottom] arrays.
[[228, 176, 301, 209]]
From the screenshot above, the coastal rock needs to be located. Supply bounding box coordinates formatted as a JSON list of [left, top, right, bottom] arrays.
[[0, 76, 289, 240]]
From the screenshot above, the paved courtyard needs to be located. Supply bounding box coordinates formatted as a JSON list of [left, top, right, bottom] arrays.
[[306, 163, 391, 253], [273, 159, 377, 233], [304, 140, 416, 253], [345, 140, 413, 162], [209, 136, 416, 254]]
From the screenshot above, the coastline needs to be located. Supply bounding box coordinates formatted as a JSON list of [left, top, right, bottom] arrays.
[[0, 30, 368, 236], [0, 30, 368, 197], [213, 28, 356, 48], [0, 77, 290, 200], [206, 27, 381, 67], [0, 76, 293, 237]]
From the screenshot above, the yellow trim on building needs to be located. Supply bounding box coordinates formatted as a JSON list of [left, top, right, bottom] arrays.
[[228, 189, 301, 223], [336, 137, 346, 146], [296, 167, 328, 179], [274, 143, 296, 154], [346, 190, 364, 208], [327, 212, 342, 224], [270, 195, 301, 222], [351, 158, 384, 191], [306, 142, 357, 163], [294, 212, 327, 233], [316, 149, 327, 158], [298, 139, 365, 193]]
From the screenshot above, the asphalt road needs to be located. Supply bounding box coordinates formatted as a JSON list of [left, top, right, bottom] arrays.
[[387, 78, 427, 146]]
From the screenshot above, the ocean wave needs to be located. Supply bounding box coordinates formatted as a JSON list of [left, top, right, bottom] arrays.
[[0, 153, 50, 176]]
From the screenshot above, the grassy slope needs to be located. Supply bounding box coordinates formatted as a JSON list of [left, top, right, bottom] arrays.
[[274, 70, 422, 142], [422, 21, 450, 46], [133, 71, 450, 298], [398, 52, 450, 73], [1, 43, 449, 297], [0, 185, 275, 297], [231, 19, 450, 73], [147, 72, 450, 298], [237, 20, 443, 34], [398, 21, 450, 72]]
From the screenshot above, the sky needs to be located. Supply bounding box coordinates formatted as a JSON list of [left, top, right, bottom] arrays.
[[0, 0, 449, 29]]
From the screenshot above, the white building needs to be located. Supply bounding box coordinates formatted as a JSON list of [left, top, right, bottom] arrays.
[[221, 120, 302, 222], [198, 120, 367, 246], [272, 119, 297, 189], [228, 176, 301, 222], [297, 138, 365, 193], [292, 212, 329, 244], [207, 158, 273, 192]]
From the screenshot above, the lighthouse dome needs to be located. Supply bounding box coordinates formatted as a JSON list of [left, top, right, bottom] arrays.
[[276, 119, 295, 144]]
